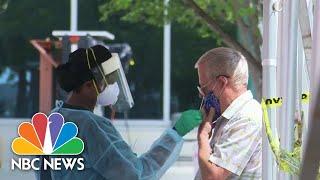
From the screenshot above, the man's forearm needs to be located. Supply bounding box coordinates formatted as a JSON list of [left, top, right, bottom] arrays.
[[198, 137, 215, 180], [198, 137, 229, 180]]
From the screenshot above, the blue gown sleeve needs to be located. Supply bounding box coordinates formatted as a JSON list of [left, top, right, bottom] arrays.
[[82, 119, 184, 180]]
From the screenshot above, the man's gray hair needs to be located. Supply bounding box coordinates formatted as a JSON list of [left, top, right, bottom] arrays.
[[195, 47, 249, 88]]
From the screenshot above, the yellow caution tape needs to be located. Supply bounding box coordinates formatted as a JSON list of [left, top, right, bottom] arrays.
[[301, 92, 310, 104], [264, 97, 283, 108], [262, 95, 320, 178], [261, 100, 280, 159], [261, 99, 300, 175], [263, 92, 311, 108]]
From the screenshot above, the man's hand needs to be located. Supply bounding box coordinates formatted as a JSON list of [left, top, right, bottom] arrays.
[[173, 110, 202, 137], [198, 108, 231, 180], [198, 108, 215, 142]]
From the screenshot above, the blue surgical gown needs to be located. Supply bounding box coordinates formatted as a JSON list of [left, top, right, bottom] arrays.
[[36, 103, 183, 180]]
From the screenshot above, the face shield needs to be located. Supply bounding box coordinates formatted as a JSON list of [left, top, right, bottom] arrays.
[[85, 48, 134, 112], [99, 53, 134, 112]]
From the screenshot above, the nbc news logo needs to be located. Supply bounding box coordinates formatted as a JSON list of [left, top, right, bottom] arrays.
[[11, 113, 85, 170]]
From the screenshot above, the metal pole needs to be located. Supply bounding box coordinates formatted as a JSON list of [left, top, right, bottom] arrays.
[[307, 0, 314, 33], [297, 27, 303, 137], [300, 0, 320, 178], [297, 25, 311, 158], [163, 0, 171, 122], [262, 0, 279, 179], [70, 0, 78, 31], [299, 0, 313, 78], [279, 0, 299, 179], [310, 0, 320, 100], [70, 0, 78, 52]]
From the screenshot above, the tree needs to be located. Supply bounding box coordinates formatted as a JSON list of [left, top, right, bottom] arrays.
[[99, 0, 263, 99]]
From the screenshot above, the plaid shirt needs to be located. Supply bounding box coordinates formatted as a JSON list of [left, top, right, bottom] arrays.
[[195, 90, 262, 180]]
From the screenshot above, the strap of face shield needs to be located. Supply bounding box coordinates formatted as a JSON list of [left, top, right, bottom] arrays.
[[85, 48, 109, 95], [85, 48, 117, 120]]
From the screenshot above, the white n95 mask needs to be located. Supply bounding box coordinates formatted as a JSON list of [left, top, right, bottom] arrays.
[[97, 82, 120, 106]]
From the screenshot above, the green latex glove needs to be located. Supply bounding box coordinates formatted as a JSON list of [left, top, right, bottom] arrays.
[[174, 110, 202, 136]]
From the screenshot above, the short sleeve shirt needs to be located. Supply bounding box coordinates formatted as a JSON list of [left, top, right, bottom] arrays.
[[195, 90, 262, 180]]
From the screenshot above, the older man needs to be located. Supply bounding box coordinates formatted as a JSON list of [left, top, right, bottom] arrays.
[[194, 47, 262, 180]]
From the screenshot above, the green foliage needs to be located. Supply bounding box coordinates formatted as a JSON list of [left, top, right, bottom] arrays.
[[99, 0, 260, 40]]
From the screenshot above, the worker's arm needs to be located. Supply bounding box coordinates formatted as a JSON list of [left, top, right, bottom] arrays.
[[83, 109, 203, 179], [198, 108, 231, 180], [83, 115, 183, 180]]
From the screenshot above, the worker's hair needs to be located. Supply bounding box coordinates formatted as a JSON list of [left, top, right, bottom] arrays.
[[195, 47, 249, 88]]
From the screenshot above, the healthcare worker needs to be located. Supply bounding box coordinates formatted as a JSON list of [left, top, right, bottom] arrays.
[[38, 45, 202, 180]]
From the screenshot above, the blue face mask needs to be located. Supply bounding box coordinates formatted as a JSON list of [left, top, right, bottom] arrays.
[[203, 92, 221, 121]]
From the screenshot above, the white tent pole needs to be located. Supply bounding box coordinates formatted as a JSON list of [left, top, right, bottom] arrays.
[[309, 0, 320, 101], [297, 26, 310, 161], [298, 26, 311, 158], [262, 0, 279, 179], [163, 0, 171, 123], [298, 0, 313, 157], [70, 0, 78, 52], [279, 0, 299, 179], [300, 0, 320, 178], [299, 0, 313, 78]]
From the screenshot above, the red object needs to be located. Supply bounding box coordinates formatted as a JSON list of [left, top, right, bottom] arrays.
[[69, 36, 80, 44], [30, 39, 61, 114]]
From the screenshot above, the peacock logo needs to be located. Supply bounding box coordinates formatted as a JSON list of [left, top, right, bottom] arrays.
[[11, 112, 84, 155]]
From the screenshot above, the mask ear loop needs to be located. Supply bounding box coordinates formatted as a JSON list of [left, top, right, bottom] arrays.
[[89, 48, 109, 88], [199, 98, 204, 110], [216, 76, 228, 98], [86, 49, 100, 96], [211, 76, 225, 99]]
